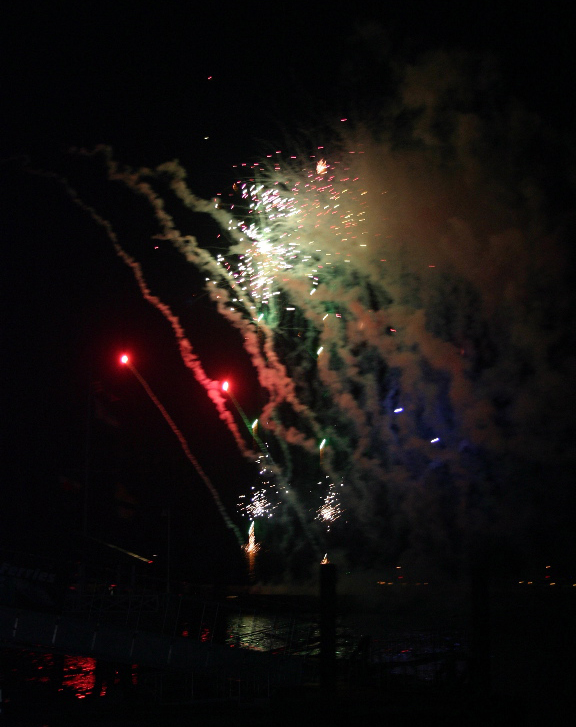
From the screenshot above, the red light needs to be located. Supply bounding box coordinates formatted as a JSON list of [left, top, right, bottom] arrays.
[[120, 354, 129, 365], [222, 381, 229, 392]]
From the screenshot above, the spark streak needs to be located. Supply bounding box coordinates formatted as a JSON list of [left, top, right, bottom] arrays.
[[120, 355, 243, 547]]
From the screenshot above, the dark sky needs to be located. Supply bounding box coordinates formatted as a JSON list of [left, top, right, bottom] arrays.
[[1, 1, 575, 586]]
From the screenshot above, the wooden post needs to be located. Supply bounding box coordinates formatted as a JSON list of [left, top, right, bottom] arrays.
[[469, 556, 491, 701], [320, 561, 337, 691]]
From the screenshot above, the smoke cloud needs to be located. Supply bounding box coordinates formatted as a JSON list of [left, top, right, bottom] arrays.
[[58, 49, 575, 583]]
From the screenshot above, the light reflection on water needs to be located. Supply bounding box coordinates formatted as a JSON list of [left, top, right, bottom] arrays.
[[61, 655, 96, 698], [199, 613, 428, 660], [224, 613, 359, 657], [2, 612, 465, 705], [0, 651, 137, 700], [61, 656, 137, 698], [225, 613, 297, 652]]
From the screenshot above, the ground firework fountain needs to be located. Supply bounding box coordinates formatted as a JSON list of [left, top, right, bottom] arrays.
[[244, 521, 260, 581]]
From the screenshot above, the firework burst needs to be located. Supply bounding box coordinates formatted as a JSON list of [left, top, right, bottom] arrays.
[[315, 481, 344, 532], [62, 56, 575, 579], [238, 487, 277, 520], [212, 150, 371, 320]]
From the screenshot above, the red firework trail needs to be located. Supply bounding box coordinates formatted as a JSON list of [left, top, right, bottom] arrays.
[[121, 355, 243, 548]]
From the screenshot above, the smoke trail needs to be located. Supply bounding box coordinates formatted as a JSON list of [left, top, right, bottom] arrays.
[[57, 159, 255, 460]]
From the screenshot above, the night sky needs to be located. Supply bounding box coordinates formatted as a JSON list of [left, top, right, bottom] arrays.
[[1, 1, 575, 589]]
